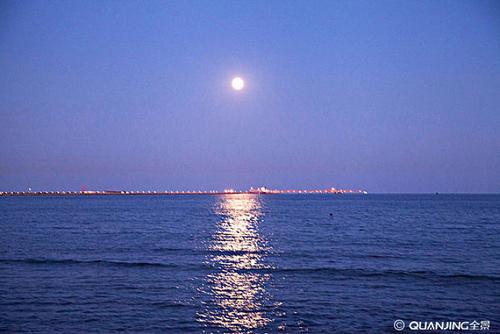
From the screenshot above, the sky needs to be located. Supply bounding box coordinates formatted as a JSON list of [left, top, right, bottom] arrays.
[[1, 0, 499, 193]]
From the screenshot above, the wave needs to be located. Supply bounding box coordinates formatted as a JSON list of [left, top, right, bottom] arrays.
[[2, 258, 498, 282], [152, 247, 194, 253], [0, 258, 181, 268], [272, 267, 500, 281]]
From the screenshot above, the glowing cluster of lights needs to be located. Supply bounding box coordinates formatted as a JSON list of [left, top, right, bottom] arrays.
[[1, 187, 367, 196]]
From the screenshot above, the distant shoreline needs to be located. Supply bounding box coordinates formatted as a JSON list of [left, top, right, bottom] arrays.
[[1, 192, 498, 197], [0, 189, 367, 197]]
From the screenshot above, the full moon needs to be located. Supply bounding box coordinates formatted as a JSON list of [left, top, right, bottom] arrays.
[[231, 77, 245, 90]]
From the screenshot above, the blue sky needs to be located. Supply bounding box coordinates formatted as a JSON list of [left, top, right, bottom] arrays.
[[1, 0, 499, 192]]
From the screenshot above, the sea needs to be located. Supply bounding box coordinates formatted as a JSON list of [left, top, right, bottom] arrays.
[[0, 194, 499, 333]]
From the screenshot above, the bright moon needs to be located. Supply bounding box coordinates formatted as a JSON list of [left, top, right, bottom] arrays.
[[231, 77, 245, 90]]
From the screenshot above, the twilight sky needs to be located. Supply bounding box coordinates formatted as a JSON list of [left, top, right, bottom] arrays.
[[1, 0, 499, 192]]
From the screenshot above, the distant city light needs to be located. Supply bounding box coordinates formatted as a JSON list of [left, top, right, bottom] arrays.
[[1, 187, 367, 196]]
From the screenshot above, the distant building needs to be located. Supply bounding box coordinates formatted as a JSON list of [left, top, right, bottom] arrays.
[[249, 187, 270, 194]]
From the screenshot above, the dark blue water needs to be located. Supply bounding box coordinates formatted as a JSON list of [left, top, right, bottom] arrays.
[[1, 194, 499, 333]]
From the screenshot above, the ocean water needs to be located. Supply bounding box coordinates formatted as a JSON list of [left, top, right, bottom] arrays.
[[0, 194, 499, 333]]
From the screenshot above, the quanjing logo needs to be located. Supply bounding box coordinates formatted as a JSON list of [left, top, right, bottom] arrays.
[[394, 320, 405, 331], [394, 320, 490, 331]]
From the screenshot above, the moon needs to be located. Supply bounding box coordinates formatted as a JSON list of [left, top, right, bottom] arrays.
[[231, 77, 245, 90]]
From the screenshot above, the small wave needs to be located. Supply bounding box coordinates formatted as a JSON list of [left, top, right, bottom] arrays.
[[0, 258, 180, 268], [152, 247, 193, 253], [206, 249, 268, 256], [273, 267, 500, 281], [358, 254, 404, 259]]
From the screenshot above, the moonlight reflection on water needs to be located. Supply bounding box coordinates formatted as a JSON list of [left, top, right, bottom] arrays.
[[198, 194, 273, 332]]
